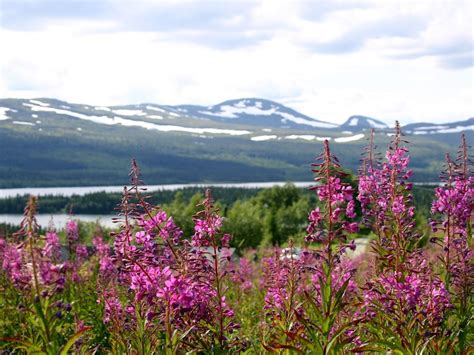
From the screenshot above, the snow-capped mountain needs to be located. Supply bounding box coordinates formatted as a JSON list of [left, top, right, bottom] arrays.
[[165, 98, 338, 129], [1, 97, 472, 188], [403, 118, 474, 135], [0, 98, 472, 138], [340, 115, 388, 131]]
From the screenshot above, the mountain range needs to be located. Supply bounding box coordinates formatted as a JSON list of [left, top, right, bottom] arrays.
[[0, 97, 472, 188]]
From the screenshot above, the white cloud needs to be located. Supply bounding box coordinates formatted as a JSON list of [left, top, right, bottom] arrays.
[[0, 0, 472, 125]]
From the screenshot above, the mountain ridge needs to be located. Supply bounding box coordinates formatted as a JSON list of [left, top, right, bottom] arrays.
[[0, 96, 472, 188], [1, 97, 472, 134]]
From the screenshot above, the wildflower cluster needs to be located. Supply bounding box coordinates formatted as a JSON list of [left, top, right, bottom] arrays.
[[95, 163, 241, 353], [0, 197, 90, 353], [358, 124, 417, 273], [0, 130, 472, 354]]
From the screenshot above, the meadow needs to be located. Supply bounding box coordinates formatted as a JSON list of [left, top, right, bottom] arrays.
[[0, 124, 472, 354]]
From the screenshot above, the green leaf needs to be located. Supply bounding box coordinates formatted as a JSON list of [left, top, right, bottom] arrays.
[[58, 326, 90, 355]]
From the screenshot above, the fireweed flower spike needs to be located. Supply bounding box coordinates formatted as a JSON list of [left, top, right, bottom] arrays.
[[357, 124, 453, 353], [100, 161, 242, 353], [104, 159, 194, 353], [0, 196, 90, 353], [261, 243, 306, 352], [431, 135, 473, 289], [190, 189, 240, 351], [262, 140, 362, 353], [358, 122, 418, 274], [303, 140, 362, 353], [430, 135, 473, 352], [16, 196, 41, 295]]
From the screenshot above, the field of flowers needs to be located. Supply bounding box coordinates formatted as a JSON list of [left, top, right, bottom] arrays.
[[0, 123, 472, 354]]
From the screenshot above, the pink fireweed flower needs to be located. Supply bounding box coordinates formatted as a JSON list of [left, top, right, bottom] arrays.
[[75, 245, 88, 261], [188, 189, 239, 346], [159, 218, 183, 245], [363, 268, 451, 330], [138, 211, 183, 246], [345, 200, 356, 219], [2, 244, 31, 288], [430, 137, 473, 299], [311, 259, 357, 306], [229, 257, 254, 292], [262, 249, 304, 311], [221, 233, 232, 248], [43, 231, 61, 260], [101, 289, 126, 324], [431, 177, 473, 238], [93, 236, 115, 276], [140, 210, 167, 233], [39, 261, 64, 288], [306, 140, 358, 245], [66, 220, 79, 244], [308, 207, 322, 224], [192, 215, 223, 247], [358, 124, 419, 273]]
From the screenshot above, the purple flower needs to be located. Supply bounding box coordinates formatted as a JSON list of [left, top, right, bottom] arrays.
[[43, 231, 61, 260], [75, 245, 88, 260], [2, 244, 31, 288], [66, 220, 79, 244], [364, 267, 451, 329]]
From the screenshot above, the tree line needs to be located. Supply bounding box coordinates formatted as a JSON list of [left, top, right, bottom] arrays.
[[0, 182, 435, 250]]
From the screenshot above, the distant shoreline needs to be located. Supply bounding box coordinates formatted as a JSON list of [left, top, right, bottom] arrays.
[[0, 182, 313, 198], [0, 181, 442, 199]]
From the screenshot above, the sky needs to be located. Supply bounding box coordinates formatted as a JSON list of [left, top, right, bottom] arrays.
[[0, 0, 473, 125]]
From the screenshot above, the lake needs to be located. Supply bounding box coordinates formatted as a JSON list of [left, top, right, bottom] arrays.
[[0, 214, 117, 229], [0, 182, 316, 228], [0, 181, 440, 228], [0, 181, 315, 198]]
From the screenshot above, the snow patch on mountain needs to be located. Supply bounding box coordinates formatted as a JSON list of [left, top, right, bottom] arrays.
[[146, 105, 166, 113], [437, 125, 474, 133], [251, 135, 277, 141], [22, 103, 251, 136], [285, 135, 316, 141], [334, 134, 365, 143], [278, 112, 336, 128], [0, 108, 11, 121], [348, 118, 358, 126], [196, 99, 337, 129], [112, 109, 146, 116], [412, 125, 474, 135], [30, 99, 50, 107], [367, 119, 386, 129], [201, 105, 277, 118], [13, 121, 35, 126], [341, 116, 388, 130], [413, 125, 449, 130]]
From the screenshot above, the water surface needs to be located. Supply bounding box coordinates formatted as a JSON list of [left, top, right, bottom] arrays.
[[0, 214, 116, 229], [0, 181, 315, 198]]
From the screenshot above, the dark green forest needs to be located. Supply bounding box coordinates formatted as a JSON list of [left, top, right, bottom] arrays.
[[0, 183, 435, 250]]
